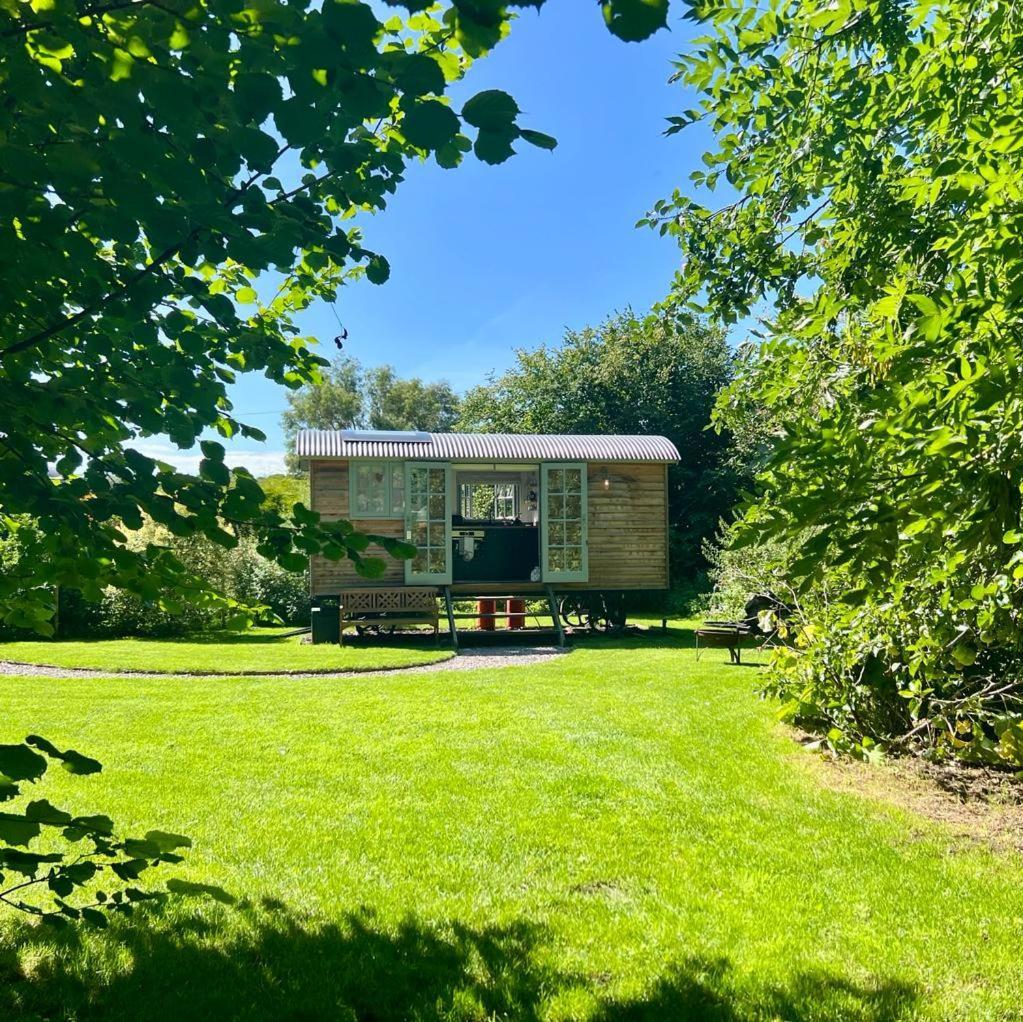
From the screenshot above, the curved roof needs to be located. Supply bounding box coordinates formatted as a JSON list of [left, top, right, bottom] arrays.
[[295, 430, 680, 463]]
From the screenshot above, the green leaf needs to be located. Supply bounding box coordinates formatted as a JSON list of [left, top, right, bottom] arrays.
[[26, 736, 102, 775], [354, 555, 387, 579], [951, 644, 977, 667], [474, 128, 517, 165], [81, 907, 109, 928], [386, 52, 445, 96], [601, 0, 669, 41], [111, 859, 149, 881], [520, 129, 557, 151], [401, 100, 460, 150], [462, 89, 519, 130], [0, 812, 41, 846], [365, 255, 391, 285], [25, 799, 73, 826]]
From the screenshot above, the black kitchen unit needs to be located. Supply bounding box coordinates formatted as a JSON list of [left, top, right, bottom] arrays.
[[451, 521, 539, 583]]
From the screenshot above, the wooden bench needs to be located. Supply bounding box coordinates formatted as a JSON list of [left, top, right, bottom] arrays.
[[339, 588, 439, 644]]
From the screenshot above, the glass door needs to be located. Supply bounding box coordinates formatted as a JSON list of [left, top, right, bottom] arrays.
[[541, 463, 588, 582], [404, 462, 452, 584]]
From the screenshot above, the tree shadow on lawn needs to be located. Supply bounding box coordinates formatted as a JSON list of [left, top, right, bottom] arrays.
[[1, 899, 919, 1022]]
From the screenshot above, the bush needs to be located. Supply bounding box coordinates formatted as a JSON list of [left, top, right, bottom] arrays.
[[7, 518, 313, 640], [230, 538, 311, 626], [704, 522, 794, 619]]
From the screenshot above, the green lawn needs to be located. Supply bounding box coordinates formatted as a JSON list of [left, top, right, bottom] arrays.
[[1, 627, 1021, 1021], [0, 629, 452, 674]]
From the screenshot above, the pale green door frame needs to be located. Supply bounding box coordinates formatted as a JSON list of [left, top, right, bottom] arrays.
[[541, 462, 588, 583], [404, 462, 453, 585]]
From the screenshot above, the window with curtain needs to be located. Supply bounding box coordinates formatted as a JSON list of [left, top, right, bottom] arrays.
[[350, 461, 404, 518]]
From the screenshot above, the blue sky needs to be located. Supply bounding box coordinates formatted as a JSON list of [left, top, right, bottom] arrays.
[[140, 1, 711, 475]]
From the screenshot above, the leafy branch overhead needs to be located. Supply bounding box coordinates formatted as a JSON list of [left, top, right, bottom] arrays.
[[0, 0, 671, 630], [0, 737, 223, 923], [652, 0, 1023, 764]]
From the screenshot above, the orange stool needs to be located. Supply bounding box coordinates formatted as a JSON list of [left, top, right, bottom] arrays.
[[507, 599, 526, 630], [477, 598, 496, 631]]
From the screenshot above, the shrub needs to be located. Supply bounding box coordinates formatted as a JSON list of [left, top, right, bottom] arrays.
[[229, 537, 310, 626]]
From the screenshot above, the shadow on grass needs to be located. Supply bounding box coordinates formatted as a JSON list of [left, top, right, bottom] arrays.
[[1, 900, 918, 1022]]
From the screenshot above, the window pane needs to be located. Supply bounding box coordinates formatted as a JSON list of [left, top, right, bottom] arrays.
[[565, 469, 581, 494], [429, 523, 445, 546], [565, 520, 581, 545], [390, 464, 404, 515], [428, 548, 446, 573], [547, 521, 565, 549], [564, 494, 582, 521], [354, 461, 388, 516], [565, 546, 582, 571], [548, 468, 564, 494], [548, 548, 565, 572], [548, 494, 565, 520], [412, 552, 428, 574], [429, 494, 445, 518]]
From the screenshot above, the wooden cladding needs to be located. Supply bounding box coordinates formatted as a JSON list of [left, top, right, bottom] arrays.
[[309, 460, 404, 594], [309, 457, 670, 595], [583, 462, 668, 590]]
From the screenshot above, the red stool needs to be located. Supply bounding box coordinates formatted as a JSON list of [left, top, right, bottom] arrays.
[[507, 599, 526, 630], [477, 598, 496, 631]]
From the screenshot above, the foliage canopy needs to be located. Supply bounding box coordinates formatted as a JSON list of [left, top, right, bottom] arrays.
[[0, 0, 670, 632], [281, 357, 460, 472], [656, 0, 1023, 762]]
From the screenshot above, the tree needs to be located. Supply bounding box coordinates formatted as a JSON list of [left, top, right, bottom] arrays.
[[459, 310, 745, 578], [365, 365, 461, 433], [282, 358, 460, 472], [0, 0, 671, 632], [653, 0, 1023, 763], [281, 358, 364, 473]]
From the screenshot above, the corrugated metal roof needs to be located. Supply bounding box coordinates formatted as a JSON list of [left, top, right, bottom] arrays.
[[295, 430, 680, 463]]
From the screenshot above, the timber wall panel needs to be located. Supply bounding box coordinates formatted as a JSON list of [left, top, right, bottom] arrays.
[[309, 459, 406, 594], [585, 462, 668, 589]]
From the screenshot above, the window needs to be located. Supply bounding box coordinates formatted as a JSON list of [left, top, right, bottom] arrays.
[[493, 483, 516, 520], [349, 460, 404, 518], [457, 481, 518, 520]]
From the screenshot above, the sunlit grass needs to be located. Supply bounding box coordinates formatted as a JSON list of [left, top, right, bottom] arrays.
[[0, 624, 1020, 1021]]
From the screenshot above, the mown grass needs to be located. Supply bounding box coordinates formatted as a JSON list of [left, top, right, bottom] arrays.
[[0, 629, 452, 674], [1, 626, 1021, 1021]]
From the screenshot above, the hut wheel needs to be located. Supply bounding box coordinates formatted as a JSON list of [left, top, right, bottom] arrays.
[[558, 596, 589, 629]]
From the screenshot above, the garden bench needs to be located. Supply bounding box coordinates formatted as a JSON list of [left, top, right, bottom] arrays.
[[338, 588, 440, 644]]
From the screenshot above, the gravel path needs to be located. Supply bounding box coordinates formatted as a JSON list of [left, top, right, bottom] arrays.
[[0, 646, 569, 681]]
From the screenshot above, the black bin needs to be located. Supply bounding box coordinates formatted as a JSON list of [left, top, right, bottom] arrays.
[[310, 600, 340, 645]]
